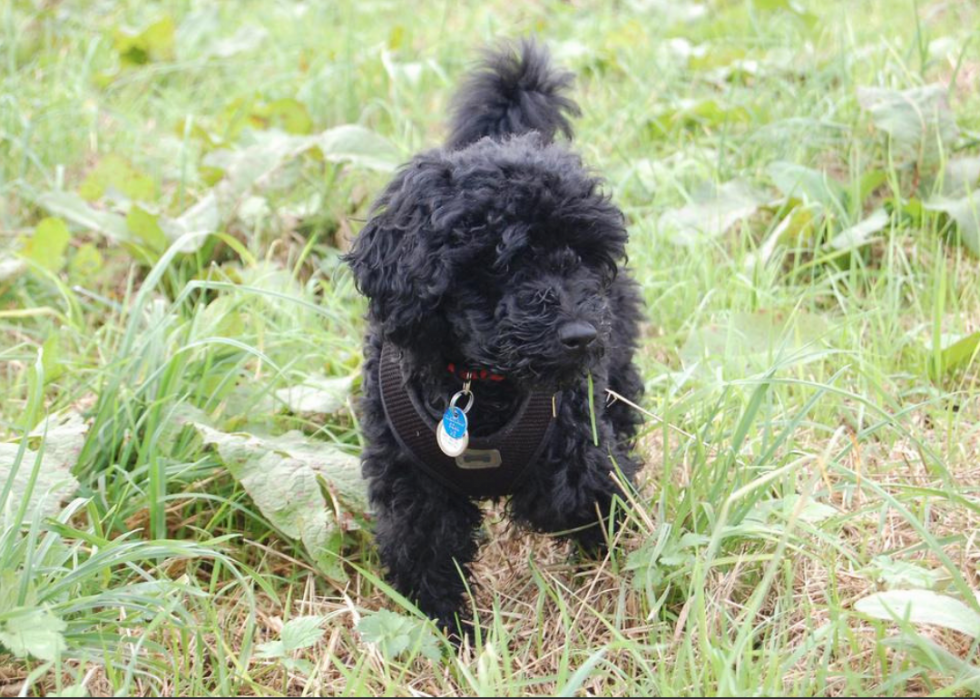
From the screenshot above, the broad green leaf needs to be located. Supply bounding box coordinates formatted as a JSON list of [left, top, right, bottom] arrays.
[[858, 169, 888, 204], [201, 126, 398, 220], [22, 217, 70, 272], [275, 375, 355, 414], [927, 331, 980, 377], [625, 524, 671, 578], [194, 424, 366, 579], [648, 98, 750, 137], [126, 205, 169, 254], [941, 156, 980, 197], [252, 98, 314, 135], [256, 615, 325, 659], [680, 310, 828, 375], [207, 95, 314, 143], [924, 192, 980, 256], [41, 334, 64, 384], [317, 125, 401, 172], [627, 526, 706, 593], [0, 607, 67, 661], [746, 203, 817, 268], [164, 192, 220, 253], [205, 131, 315, 200], [768, 161, 847, 213], [777, 203, 819, 243], [828, 209, 890, 251], [114, 17, 176, 66], [866, 556, 946, 591], [31, 412, 89, 467], [858, 85, 959, 165], [217, 96, 265, 144], [855, 590, 980, 638], [660, 180, 762, 245], [940, 332, 980, 370], [660, 532, 709, 566], [50, 685, 89, 697], [129, 197, 220, 258], [255, 639, 285, 659], [0, 572, 21, 614], [79, 154, 157, 203], [68, 243, 104, 285], [0, 412, 85, 525], [33, 191, 130, 243], [280, 616, 327, 652], [356, 610, 441, 661], [886, 196, 926, 227], [747, 494, 839, 525], [796, 499, 839, 524]]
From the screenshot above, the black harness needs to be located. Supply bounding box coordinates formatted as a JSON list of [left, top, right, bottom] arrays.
[[379, 343, 561, 499]]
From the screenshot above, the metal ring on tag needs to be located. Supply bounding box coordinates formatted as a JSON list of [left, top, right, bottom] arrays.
[[449, 390, 474, 414]]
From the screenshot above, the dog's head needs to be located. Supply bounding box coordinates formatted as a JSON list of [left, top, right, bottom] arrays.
[[346, 134, 628, 387]]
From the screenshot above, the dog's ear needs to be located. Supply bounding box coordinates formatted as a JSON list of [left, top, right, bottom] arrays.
[[345, 158, 453, 345]]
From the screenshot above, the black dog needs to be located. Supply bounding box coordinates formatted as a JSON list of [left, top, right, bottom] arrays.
[[345, 40, 643, 634]]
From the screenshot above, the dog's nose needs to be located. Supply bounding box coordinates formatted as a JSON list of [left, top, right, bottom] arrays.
[[559, 321, 597, 352]]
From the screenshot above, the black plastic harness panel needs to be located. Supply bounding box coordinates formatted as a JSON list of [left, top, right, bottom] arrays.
[[379, 343, 560, 498]]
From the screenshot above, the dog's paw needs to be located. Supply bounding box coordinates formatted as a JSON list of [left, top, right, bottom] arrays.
[[434, 614, 480, 651], [569, 524, 612, 561]]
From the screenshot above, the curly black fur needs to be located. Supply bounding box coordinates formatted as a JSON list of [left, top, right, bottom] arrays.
[[446, 39, 581, 150], [345, 40, 644, 635]]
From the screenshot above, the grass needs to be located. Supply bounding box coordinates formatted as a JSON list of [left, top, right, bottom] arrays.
[[2, 0, 980, 695]]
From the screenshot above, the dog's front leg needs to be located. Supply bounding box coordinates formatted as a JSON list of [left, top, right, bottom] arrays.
[[509, 433, 638, 556], [369, 464, 483, 634]]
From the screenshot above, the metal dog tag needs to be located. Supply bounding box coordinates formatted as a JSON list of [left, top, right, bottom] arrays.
[[437, 418, 469, 457], [442, 405, 468, 438], [437, 387, 473, 458]]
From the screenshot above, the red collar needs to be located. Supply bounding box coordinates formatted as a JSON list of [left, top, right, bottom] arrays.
[[447, 362, 506, 382]]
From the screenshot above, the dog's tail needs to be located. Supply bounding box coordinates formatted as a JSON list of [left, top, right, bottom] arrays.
[[446, 39, 581, 150]]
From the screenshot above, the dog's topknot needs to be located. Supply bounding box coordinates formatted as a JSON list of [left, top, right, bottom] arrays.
[[446, 39, 581, 150]]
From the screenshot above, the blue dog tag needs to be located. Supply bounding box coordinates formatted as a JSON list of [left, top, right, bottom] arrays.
[[438, 388, 473, 457], [442, 406, 468, 439], [437, 408, 469, 457]]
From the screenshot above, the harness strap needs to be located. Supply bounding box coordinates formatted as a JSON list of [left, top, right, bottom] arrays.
[[379, 343, 560, 499]]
